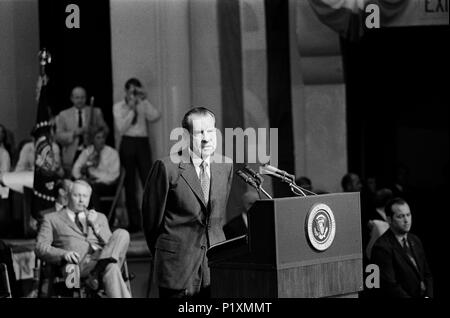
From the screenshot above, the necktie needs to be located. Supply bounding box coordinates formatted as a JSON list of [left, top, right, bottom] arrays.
[[78, 109, 84, 146], [75, 212, 85, 234], [402, 237, 418, 269], [199, 161, 210, 204]]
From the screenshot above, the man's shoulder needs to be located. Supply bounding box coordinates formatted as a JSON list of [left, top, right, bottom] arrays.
[[104, 145, 118, 155], [93, 106, 104, 114], [113, 100, 126, 109], [408, 232, 423, 246], [373, 228, 396, 248], [58, 107, 74, 117], [42, 210, 64, 222]]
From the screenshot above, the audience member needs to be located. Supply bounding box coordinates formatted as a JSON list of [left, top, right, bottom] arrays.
[[113, 78, 160, 233], [341, 172, 362, 192], [35, 180, 131, 298], [371, 197, 433, 298], [0, 124, 11, 181], [72, 126, 119, 212], [55, 86, 107, 173], [365, 188, 393, 260], [14, 128, 64, 177], [29, 179, 72, 233]]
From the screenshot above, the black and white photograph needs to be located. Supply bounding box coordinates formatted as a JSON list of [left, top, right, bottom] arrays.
[[0, 0, 448, 310]]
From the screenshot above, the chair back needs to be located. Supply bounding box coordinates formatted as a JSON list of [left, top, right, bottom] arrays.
[[106, 166, 126, 225]]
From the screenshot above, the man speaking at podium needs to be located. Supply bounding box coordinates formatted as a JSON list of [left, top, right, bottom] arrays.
[[142, 107, 233, 298]]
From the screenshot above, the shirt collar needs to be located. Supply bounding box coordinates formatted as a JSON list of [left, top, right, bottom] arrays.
[[66, 208, 85, 221], [394, 232, 408, 245], [188, 148, 210, 168]]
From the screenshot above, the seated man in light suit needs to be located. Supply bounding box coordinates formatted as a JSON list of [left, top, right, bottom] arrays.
[[35, 179, 131, 298], [55, 86, 107, 173]]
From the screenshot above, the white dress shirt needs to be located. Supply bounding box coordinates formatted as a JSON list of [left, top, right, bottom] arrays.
[[189, 149, 211, 181], [113, 99, 160, 137], [72, 145, 120, 185], [0, 146, 11, 173]]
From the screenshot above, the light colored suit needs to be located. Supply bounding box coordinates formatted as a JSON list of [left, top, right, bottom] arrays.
[[55, 106, 107, 170], [35, 209, 131, 298], [142, 151, 233, 295]]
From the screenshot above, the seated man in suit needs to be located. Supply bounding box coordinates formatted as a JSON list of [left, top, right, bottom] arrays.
[[371, 197, 433, 298], [72, 125, 120, 212], [35, 179, 131, 298]]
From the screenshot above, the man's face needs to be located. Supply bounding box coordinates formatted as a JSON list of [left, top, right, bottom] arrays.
[[68, 183, 91, 213], [71, 88, 86, 109], [350, 174, 362, 192], [93, 131, 106, 152], [189, 113, 217, 159], [389, 203, 412, 235], [126, 84, 140, 100]]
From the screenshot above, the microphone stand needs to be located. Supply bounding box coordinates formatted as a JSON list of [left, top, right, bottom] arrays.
[[259, 166, 317, 197], [257, 184, 272, 200]]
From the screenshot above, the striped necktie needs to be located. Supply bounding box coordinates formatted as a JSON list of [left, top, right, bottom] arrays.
[[199, 161, 210, 204], [402, 237, 418, 269]]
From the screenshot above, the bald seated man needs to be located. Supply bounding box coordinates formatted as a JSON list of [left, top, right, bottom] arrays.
[[55, 86, 107, 173]]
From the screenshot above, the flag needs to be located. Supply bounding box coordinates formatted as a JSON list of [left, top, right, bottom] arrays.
[[32, 49, 59, 216]]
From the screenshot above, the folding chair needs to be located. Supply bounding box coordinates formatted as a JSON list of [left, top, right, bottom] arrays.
[[37, 260, 132, 298]]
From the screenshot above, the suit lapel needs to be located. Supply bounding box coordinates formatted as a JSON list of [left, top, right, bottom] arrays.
[[389, 231, 421, 278], [209, 161, 226, 213], [59, 208, 85, 235], [179, 160, 207, 208]]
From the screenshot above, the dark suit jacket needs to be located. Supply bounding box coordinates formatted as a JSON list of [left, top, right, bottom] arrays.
[[35, 209, 112, 267], [142, 152, 233, 291], [371, 228, 433, 298]]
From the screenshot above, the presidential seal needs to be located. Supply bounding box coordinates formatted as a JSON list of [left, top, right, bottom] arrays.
[[306, 203, 336, 251]]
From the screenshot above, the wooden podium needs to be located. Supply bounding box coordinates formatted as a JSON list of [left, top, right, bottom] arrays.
[[207, 193, 363, 298]]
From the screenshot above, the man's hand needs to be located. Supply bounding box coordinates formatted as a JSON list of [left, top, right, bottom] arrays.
[[86, 209, 98, 228], [74, 126, 86, 137], [63, 251, 80, 264]]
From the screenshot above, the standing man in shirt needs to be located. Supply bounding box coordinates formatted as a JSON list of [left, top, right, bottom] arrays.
[[113, 78, 160, 233], [56, 86, 107, 174]]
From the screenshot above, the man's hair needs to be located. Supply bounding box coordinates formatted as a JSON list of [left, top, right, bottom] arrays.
[[125, 78, 142, 90], [385, 197, 407, 218], [375, 188, 393, 208], [71, 86, 86, 96], [88, 125, 109, 143], [341, 173, 356, 191], [181, 107, 216, 133], [69, 179, 92, 195]]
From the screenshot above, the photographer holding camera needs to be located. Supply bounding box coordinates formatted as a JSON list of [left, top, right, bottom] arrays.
[[113, 78, 160, 233]]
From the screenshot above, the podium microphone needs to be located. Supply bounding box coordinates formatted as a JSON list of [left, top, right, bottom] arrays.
[[236, 170, 258, 189], [243, 166, 264, 186], [260, 164, 295, 182], [236, 170, 272, 199]]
